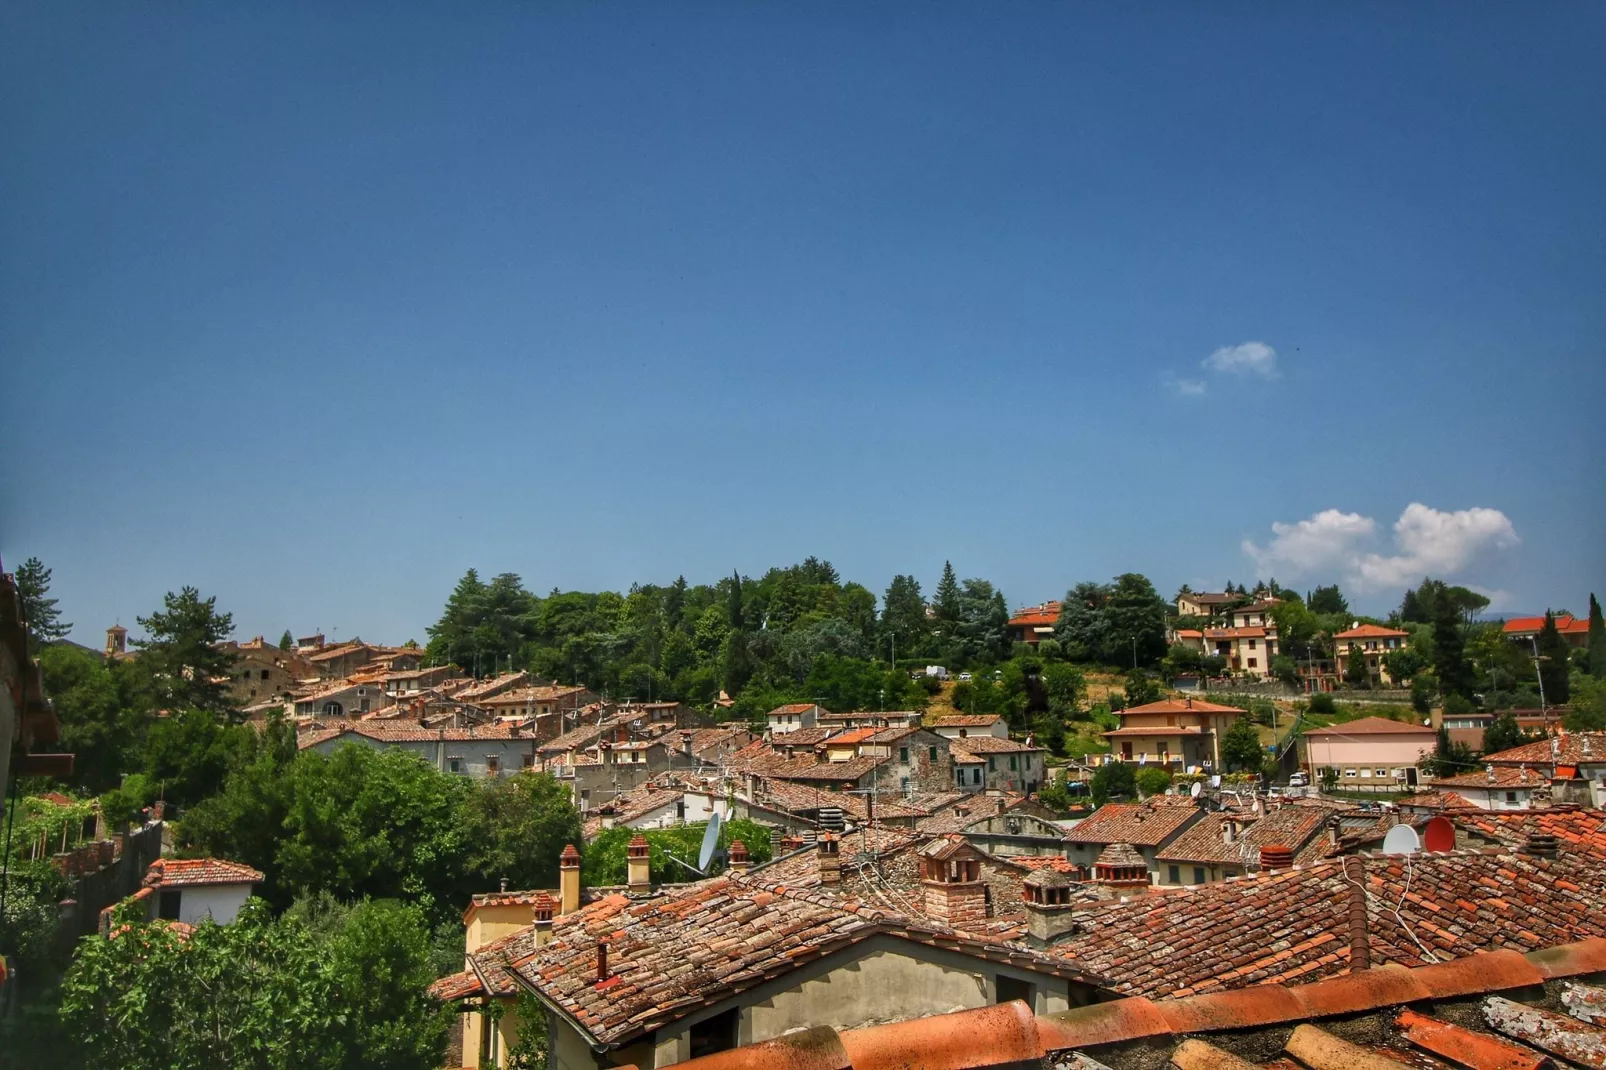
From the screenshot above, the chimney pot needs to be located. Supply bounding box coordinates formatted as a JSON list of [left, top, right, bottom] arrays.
[[1259, 844, 1294, 871], [596, 941, 609, 982]]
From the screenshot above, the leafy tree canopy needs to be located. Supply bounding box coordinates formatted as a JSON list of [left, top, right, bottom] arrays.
[[133, 586, 237, 717], [15, 556, 71, 651]]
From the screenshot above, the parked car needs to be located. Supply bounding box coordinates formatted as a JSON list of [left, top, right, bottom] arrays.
[[958, 672, 972, 682], [1287, 771, 1309, 787]]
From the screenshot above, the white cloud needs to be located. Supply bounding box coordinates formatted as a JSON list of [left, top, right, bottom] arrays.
[[1353, 504, 1520, 588], [1242, 503, 1519, 592], [1164, 375, 1208, 397], [1242, 509, 1376, 574], [1203, 341, 1279, 378]]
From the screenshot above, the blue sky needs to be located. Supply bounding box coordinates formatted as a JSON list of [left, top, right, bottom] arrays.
[[3, 4, 1602, 646]]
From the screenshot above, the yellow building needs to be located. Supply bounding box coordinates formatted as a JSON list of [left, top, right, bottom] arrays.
[[1333, 624, 1410, 686]]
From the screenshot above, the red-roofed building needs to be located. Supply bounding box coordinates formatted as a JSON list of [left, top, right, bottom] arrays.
[[1303, 716, 1437, 788], [766, 703, 825, 735], [139, 857, 263, 926], [1102, 697, 1248, 771], [1504, 613, 1591, 649], [1007, 602, 1060, 646], [1333, 623, 1411, 686]]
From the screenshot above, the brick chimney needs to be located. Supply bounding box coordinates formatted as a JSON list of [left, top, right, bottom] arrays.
[[817, 832, 841, 886], [531, 892, 556, 947], [919, 841, 987, 930], [559, 844, 582, 915], [1259, 844, 1294, 872], [727, 839, 750, 877], [626, 834, 651, 894]]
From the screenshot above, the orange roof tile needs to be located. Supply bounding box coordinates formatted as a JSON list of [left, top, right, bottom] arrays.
[[1333, 624, 1410, 639], [1303, 716, 1435, 736], [144, 857, 264, 888]]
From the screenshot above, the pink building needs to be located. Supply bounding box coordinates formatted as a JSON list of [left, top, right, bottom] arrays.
[[1303, 716, 1437, 789]]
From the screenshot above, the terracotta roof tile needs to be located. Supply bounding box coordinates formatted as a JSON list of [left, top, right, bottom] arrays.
[[1303, 716, 1436, 737], [1064, 801, 1201, 847], [1483, 733, 1606, 766], [144, 857, 264, 888], [1157, 809, 1328, 866]]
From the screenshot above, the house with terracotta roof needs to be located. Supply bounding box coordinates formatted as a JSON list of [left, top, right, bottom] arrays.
[[1333, 623, 1411, 686], [1153, 806, 1330, 886], [1429, 765, 1550, 810], [1504, 612, 1591, 649], [299, 720, 540, 777], [854, 726, 957, 794], [766, 702, 826, 735], [1481, 732, 1606, 806], [1102, 697, 1248, 771], [292, 677, 395, 719], [1175, 591, 1237, 619], [1062, 799, 1204, 878], [928, 714, 1010, 741], [1302, 716, 1437, 789], [220, 636, 319, 707], [304, 640, 379, 680], [949, 735, 1046, 794], [139, 857, 263, 926], [435, 843, 1109, 1069], [1007, 602, 1061, 646]]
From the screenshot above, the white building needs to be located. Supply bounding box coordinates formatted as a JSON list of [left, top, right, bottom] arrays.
[[141, 857, 263, 926]]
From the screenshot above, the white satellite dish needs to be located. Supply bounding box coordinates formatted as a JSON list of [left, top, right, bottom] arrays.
[[1381, 825, 1421, 856], [1189, 781, 1203, 798], [697, 811, 723, 872]]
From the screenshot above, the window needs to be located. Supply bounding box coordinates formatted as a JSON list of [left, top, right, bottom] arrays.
[[486, 755, 500, 775], [521, 753, 535, 768], [900, 747, 909, 763], [1193, 867, 1206, 885], [1247, 658, 1257, 668], [1009, 755, 1018, 771], [1168, 865, 1180, 883], [929, 746, 938, 761], [1223, 868, 1239, 878], [448, 756, 462, 774], [478, 1012, 499, 1065], [901, 776, 909, 792], [1344, 768, 1357, 778], [323, 701, 343, 717], [260, 669, 270, 680], [972, 767, 982, 785], [1248, 639, 1257, 649], [989, 757, 996, 771], [688, 1008, 740, 1060], [956, 768, 967, 786], [1374, 769, 1387, 779], [1505, 792, 1518, 803]]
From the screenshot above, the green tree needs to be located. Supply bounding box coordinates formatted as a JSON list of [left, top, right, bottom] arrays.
[[1589, 594, 1606, 679], [1429, 591, 1474, 702], [139, 708, 256, 808], [15, 556, 71, 651], [1565, 676, 1606, 732], [1308, 584, 1348, 616], [1269, 655, 1299, 687], [1055, 575, 1167, 667], [880, 574, 928, 660], [1536, 611, 1572, 705], [1309, 692, 1337, 715], [1090, 762, 1136, 806], [1383, 647, 1426, 684], [722, 571, 754, 694], [1219, 718, 1264, 772], [933, 561, 963, 628], [1122, 668, 1160, 708], [1344, 645, 1372, 689], [38, 643, 139, 793], [1041, 663, 1085, 717], [1481, 712, 1528, 756], [461, 772, 585, 892], [279, 629, 294, 650], [1134, 766, 1172, 796], [582, 819, 772, 886], [133, 586, 237, 716], [1423, 727, 1474, 778], [60, 898, 448, 1070]]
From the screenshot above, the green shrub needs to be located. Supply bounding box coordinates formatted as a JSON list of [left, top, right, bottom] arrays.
[[1308, 692, 1336, 715]]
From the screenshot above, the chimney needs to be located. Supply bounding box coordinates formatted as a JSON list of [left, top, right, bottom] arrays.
[[818, 832, 841, 886], [1523, 833, 1559, 861], [1221, 818, 1237, 846], [921, 846, 988, 929], [1343, 855, 1370, 969], [1486, 764, 1495, 784], [1022, 871, 1080, 948], [1185, 696, 1192, 710], [559, 844, 582, 915], [596, 940, 609, 983], [996, 797, 1007, 816], [626, 834, 651, 894], [499, 876, 509, 892], [769, 826, 783, 856], [1258, 844, 1294, 872], [531, 892, 556, 947], [728, 840, 750, 877], [1326, 817, 1341, 850]]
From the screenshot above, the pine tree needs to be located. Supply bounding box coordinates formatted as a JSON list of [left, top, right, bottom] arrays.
[[1588, 594, 1606, 680], [723, 571, 752, 694], [425, 569, 488, 672], [15, 556, 71, 651], [134, 586, 237, 716], [1537, 610, 1572, 705], [278, 630, 294, 650], [934, 561, 963, 626]]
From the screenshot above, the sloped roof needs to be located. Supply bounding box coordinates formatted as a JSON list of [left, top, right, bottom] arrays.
[[947, 735, 1045, 754], [1121, 698, 1248, 715], [1503, 613, 1585, 634], [1334, 623, 1410, 639], [495, 877, 1102, 1046], [1156, 808, 1328, 866], [1483, 732, 1606, 766], [144, 857, 264, 888], [930, 715, 1007, 728], [1430, 766, 1550, 789], [1094, 843, 1147, 869], [1454, 808, 1606, 859], [1008, 602, 1061, 627], [1052, 848, 1606, 998], [1064, 802, 1200, 847]]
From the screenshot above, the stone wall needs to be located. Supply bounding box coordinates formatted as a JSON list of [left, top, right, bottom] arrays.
[[53, 820, 165, 946]]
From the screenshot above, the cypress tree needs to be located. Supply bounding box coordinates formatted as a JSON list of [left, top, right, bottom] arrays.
[[1430, 593, 1474, 701], [1537, 610, 1572, 705], [1589, 594, 1606, 679], [278, 629, 294, 650]]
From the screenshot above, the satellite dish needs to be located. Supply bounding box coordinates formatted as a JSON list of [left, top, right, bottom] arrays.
[[1190, 781, 1203, 798], [1422, 816, 1456, 853], [697, 811, 723, 872], [1381, 825, 1422, 856]]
